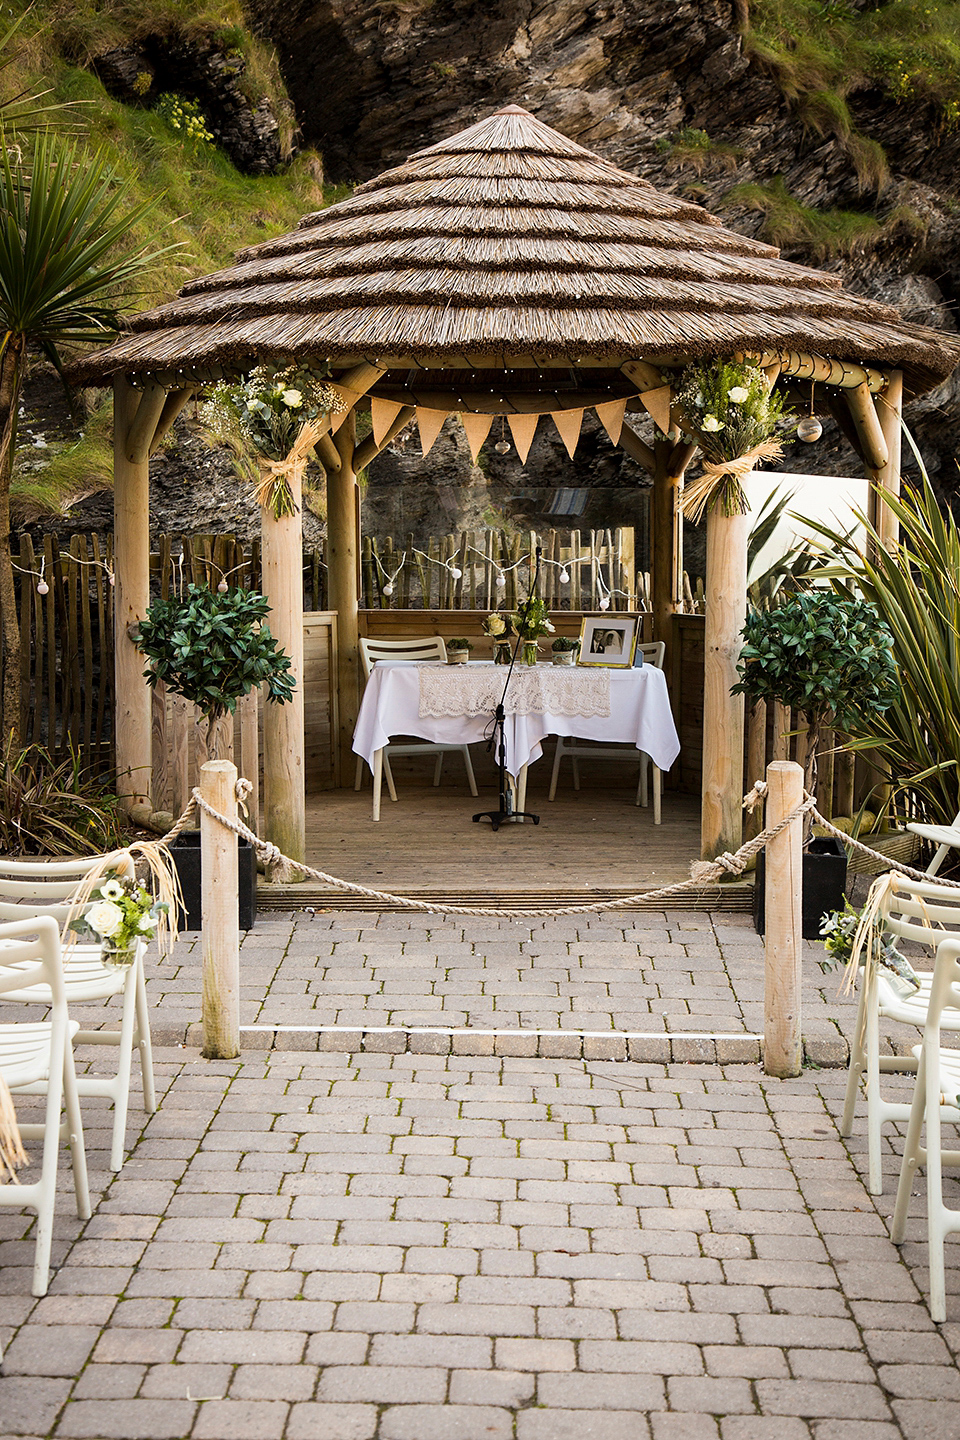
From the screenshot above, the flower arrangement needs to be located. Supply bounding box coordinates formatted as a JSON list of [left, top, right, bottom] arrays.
[[510, 595, 555, 642], [200, 365, 346, 518], [820, 899, 919, 993], [676, 359, 793, 522], [483, 612, 514, 639], [68, 871, 169, 965]]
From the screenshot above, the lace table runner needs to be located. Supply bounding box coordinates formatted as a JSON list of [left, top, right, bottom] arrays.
[[418, 663, 611, 719]]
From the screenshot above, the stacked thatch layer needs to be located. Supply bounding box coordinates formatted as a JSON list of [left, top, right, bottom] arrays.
[[78, 106, 960, 397]]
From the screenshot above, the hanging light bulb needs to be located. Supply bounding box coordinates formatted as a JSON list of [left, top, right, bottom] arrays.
[[559, 568, 570, 584], [494, 415, 511, 455], [496, 571, 506, 589], [217, 578, 229, 593], [450, 566, 462, 580], [383, 582, 394, 597], [599, 595, 610, 611], [36, 579, 49, 595], [798, 380, 823, 443]]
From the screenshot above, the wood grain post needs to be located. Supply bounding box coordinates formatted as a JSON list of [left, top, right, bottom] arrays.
[[700, 505, 749, 859], [200, 759, 240, 1059], [261, 471, 305, 867], [329, 410, 361, 781], [764, 760, 804, 1078], [113, 376, 153, 808], [745, 699, 767, 842], [875, 370, 903, 553]]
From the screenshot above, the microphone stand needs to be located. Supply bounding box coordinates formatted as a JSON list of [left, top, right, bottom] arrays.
[[473, 546, 542, 832]]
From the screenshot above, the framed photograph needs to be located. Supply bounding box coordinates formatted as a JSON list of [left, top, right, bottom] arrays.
[[577, 614, 639, 668]]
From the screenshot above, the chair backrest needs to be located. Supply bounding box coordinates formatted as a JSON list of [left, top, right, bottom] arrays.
[[359, 635, 447, 679], [637, 641, 665, 669], [881, 872, 960, 948], [0, 852, 135, 923], [0, 915, 66, 1007]]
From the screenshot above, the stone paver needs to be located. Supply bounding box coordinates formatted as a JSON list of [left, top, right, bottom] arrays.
[[1, 907, 956, 1437]]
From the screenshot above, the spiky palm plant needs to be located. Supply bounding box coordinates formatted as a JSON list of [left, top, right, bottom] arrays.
[[0, 129, 165, 744]]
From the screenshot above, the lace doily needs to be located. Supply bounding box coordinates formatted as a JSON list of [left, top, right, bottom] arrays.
[[418, 663, 611, 718]]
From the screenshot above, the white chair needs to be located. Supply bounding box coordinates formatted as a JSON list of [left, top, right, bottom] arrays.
[[908, 808, 960, 876], [0, 854, 155, 1172], [0, 914, 91, 1296], [889, 911, 960, 1320], [548, 641, 666, 823], [841, 872, 960, 1196], [354, 635, 478, 820]]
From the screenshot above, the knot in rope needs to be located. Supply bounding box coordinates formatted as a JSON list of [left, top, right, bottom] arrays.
[[742, 779, 768, 812]]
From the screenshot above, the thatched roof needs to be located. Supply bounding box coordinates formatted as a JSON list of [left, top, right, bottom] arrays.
[[78, 105, 960, 398]]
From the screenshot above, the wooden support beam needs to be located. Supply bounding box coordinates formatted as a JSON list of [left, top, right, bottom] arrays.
[[701, 506, 749, 860], [261, 466, 306, 868], [764, 760, 804, 1078], [200, 759, 240, 1059], [329, 411, 361, 781], [149, 386, 196, 456], [651, 437, 697, 664], [124, 381, 167, 465], [745, 351, 886, 393], [875, 371, 903, 551], [315, 432, 342, 474], [615, 421, 657, 477], [354, 405, 417, 471], [113, 375, 152, 808], [845, 381, 889, 471]]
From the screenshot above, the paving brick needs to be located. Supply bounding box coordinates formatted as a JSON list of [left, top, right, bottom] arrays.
[[286, 1403, 378, 1440], [53, 1398, 198, 1438], [517, 1409, 653, 1439], [317, 1365, 447, 1404]]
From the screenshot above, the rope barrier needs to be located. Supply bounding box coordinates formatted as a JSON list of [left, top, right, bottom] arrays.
[[157, 776, 863, 919]]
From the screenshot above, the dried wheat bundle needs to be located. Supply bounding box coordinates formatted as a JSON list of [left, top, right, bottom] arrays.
[[0, 1074, 27, 1183], [61, 841, 182, 959]]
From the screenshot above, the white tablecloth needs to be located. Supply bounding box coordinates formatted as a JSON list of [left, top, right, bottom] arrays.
[[352, 661, 681, 777]]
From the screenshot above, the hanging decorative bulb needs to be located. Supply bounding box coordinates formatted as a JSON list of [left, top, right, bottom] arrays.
[[798, 380, 823, 443], [494, 415, 511, 455], [496, 571, 506, 589], [599, 595, 610, 611], [218, 578, 229, 594], [383, 582, 394, 597], [450, 566, 462, 580], [559, 568, 570, 584], [36, 579, 49, 595]]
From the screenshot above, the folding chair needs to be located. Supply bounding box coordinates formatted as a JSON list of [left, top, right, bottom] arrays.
[[908, 808, 960, 877], [0, 915, 90, 1296], [548, 641, 666, 822], [354, 635, 478, 819], [890, 924, 960, 1321], [841, 872, 960, 1195], [0, 854, 155, 1171]]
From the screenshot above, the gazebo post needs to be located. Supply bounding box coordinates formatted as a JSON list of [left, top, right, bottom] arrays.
[[330, 408, 361, 780], [875, 370, 903, 551], [701, 504, 749, 860], [261, 470, 306, 869], [651, 435, 697, 657], [113, 374, 154, 814]]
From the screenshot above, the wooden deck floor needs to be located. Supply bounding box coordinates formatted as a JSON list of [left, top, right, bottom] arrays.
[[262, 746, 753, 911]]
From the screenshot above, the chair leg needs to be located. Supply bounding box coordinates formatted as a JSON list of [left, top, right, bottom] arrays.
[[383, 753, 398, 803], [29, 1025, 70, 1296], [923, 1042, 949, 1322], [637, 756, 649, 809], [105, 964, 139, 1171], [865, 974, 884, 1195], [572, 757, 581, 791], [840, 972, 869, 1138], [653, 765, 661, 826], [135, 955, 156, 1114], [549, 738, 565, 802], [928, 844, 950, 876], [372, 749, 384, 822], [891, 1050, 926, 1246], [354, 755, 364, 792], [61, 1043, 90, 1220], [433, 753, 444, 786], [462, 746, 478, 798]]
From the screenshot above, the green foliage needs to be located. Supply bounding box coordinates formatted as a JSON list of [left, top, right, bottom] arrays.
[[658, 127, 744, 174], [746, 484, 822, 609], [68, 870, 168, 951], [153, 93, 213, 146], [447, 638, 473, 650], [136, 584, 296, 734], [802, 456, 960, 830], [725, 177, 881, 258], [12, 394, 114, 522], [0, 737, 128, 855], [734, 591, 898, 733], [551, 636, 580, 652], [201, 366, 341, 465], [510, 596, 555, 642]]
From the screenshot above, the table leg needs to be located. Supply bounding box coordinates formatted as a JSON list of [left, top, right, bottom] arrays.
[[372, 749, 384, 822]]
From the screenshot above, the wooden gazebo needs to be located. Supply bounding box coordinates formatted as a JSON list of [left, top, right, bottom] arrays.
[[79, 105, 960, 864]]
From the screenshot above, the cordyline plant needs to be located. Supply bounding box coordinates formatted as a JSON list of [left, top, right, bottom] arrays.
[[733, 591, 899, 840], [803, 454, 960, 833], [0, 129, 169, 747], [136, 584, 296, 758]]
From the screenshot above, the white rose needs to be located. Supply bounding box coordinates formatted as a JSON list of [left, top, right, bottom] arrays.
[[727, 386, 749, 403], [282, 389, 303, 408], [487, 614, 505, 635], [701, 415, 724, 432], [100, 879, 125, 901], [545, 620, 556, 633], [85, 899, 124, 939]]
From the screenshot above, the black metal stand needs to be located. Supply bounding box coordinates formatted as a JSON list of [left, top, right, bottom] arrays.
[[473, 549, 542, 831]]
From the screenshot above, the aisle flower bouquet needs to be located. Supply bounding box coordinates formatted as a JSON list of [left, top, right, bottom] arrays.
[[676, 358, 792, 522], [68, 872, 169, 965]]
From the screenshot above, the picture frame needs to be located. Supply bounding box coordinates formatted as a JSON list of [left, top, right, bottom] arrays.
[[577, 614, 639, 668]]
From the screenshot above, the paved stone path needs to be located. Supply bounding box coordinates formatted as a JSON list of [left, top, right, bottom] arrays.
[[2, 907, 958, 1439]]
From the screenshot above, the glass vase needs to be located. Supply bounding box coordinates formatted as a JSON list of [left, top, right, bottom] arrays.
[[522, 641, 539, 667], [100, 942, 136, 969], [494, 641, 512, 665]]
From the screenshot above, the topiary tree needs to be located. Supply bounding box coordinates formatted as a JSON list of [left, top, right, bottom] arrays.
[[136, 584, 295, 759], [733, 591, 899, 837]]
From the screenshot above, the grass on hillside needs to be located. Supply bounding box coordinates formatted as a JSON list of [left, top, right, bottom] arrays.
[[749, 0, 960, 173]]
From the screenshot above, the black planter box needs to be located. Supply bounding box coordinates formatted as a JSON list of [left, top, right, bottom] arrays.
[[170, 831, 257, 931], [754, 836, 848, 940]]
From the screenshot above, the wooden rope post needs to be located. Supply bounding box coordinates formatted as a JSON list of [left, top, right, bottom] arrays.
[[201, 760, 240, 1059], [764, 760, 804, 1078]]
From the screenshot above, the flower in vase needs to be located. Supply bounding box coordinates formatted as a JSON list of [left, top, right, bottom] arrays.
[[86, 899, 124, 939], [727, 386, 750, 403]]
